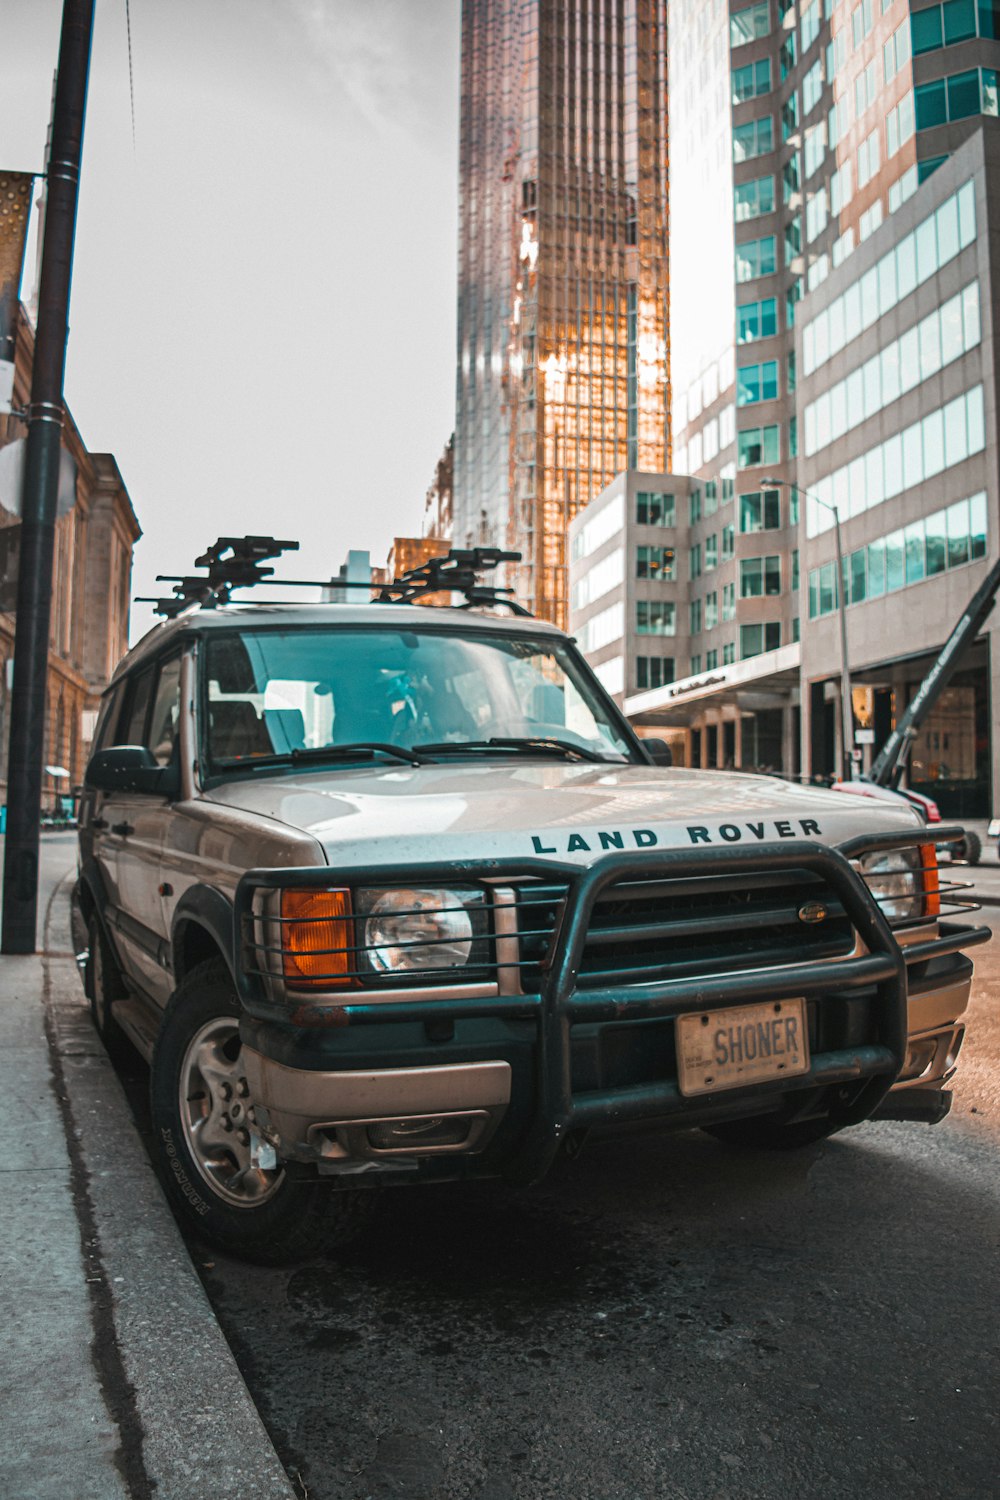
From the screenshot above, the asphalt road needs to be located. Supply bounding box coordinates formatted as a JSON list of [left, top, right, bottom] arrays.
[[193, 929, 1000, 1500], [38, 834, 1000, 1500]]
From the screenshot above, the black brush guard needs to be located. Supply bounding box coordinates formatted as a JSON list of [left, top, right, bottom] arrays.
[[234, 833, 989, 1184]]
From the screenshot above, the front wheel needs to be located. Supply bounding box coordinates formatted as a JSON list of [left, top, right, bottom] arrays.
[[149, 958, 370, 1264]]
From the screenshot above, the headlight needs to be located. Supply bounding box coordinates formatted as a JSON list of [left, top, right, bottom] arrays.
[[855, 846, 934, 923], [356, 887, 487, 975]]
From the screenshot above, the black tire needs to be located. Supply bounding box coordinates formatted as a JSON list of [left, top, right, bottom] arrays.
[[149, 957, 370, 1264], [704, 1114, 846, 1150], [954, 830, 982, 865], [87, 914, 132, 1065]]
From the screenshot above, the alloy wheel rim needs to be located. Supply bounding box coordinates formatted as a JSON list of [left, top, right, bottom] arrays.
[[178, 1016, 283, 1208]]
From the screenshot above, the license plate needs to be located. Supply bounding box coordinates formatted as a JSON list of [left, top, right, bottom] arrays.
[[676, 998, 809, 1097]]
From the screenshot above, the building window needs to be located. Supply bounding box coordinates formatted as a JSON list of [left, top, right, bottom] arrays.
[[804, 122, 827, 178], [723, 642, 736, 665], [852, 0, 874, 46], [735, 175, 776, 221], [737, 424, 780, 468], [803, 283, 981, 458], [706, 649, 719, 670], [782, 92, 800, 141], [887, 91, 915, 155], [740, 622, 781, 658], [802, 0, 821, 48], [689, 490, 702, 524], [781, 32, 797, 78], [857, 128, 880, 188], [706, 533, 719, 569], [636, 491, 675, 526], [733, 58, 772, 102], [733, 117, 775, 163], [635, 655, 675, 690], [690, 655, 703, 675], [690, 599, 703, 634], [722, 582, 736, 621], [740, 489, 782, 531], [810, 491, 987, 613], [854, 59, 879, 118], [636, 600, 676, 635], [705, 590, 719, 628], [802, 181, 976, 376], [731, 1, 771, 46], [783, 152, 802, 205], [806, 187, 828, 243], [785, 214, 802, 262], [737, 297, 779, 344], [740, 555, 782, 596], [690, 543, 702, 579], [736, 235, 778, 282], [803, 59, 824, 114], [722, 524, 735, 560], [637, 544, 676, 579], [737, 360, 779, 405]]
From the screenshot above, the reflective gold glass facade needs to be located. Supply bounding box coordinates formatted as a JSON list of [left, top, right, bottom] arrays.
[[456, 0, 670, 626]]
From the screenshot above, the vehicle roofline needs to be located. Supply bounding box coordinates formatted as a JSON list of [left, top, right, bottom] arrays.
[[109, 603, 570, 687]]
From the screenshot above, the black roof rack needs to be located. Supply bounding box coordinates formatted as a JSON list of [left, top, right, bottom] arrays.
[[376, 548, 530, 614], [136, 538, 531, 618]]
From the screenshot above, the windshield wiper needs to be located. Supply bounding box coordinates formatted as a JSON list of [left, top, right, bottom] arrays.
[[414, 736, 615, 764], [214, 742, 426, 770]]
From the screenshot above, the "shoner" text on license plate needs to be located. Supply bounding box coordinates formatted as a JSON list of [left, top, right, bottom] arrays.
[[676, 998, 809, 1097]]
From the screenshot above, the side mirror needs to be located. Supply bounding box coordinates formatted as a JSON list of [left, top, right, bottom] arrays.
[[643, 738, 673, 767], [85, 745, 178, 798]]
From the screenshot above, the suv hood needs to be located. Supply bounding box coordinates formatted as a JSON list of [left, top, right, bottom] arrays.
[[205, 762, 920, 868]]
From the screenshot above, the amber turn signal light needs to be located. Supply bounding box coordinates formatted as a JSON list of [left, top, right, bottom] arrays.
[[281, 887, 355, 989], [919, 844, 941, 919]]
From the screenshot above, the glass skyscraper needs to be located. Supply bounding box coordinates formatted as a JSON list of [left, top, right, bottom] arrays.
[[455, 0, 670, 626]]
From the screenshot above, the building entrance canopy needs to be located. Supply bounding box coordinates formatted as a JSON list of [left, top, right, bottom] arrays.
[[625, 643, 802, 727]]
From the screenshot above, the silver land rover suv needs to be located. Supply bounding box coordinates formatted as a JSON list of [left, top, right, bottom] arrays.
[[73, 547, 989, 1263]]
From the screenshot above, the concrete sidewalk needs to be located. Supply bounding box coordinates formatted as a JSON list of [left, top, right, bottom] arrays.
[[0, 848, 296, 1499]]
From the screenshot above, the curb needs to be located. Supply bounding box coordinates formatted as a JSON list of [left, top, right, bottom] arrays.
[[43, 883, 297, 1500]]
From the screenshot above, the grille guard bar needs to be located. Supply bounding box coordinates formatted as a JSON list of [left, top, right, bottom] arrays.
[[234, 838, 976, 1175]]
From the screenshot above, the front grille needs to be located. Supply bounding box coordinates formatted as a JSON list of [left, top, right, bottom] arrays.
[[515, 869, 856, 990]]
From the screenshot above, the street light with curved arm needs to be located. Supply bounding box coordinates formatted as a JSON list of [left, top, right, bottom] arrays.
[[761, 477, 854, 780]]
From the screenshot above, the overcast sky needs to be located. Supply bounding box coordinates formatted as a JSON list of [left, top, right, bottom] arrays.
[[2, 0, 461, 638]]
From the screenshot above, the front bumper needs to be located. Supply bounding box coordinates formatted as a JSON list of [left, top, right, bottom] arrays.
[[234, 836, 990, 1182]]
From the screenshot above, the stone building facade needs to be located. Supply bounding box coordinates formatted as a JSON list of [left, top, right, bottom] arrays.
[[0, 309, 140, 811]]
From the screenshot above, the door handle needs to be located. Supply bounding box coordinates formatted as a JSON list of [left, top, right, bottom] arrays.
[[111, 821, 134, 837], [90, 817, 108, 831]]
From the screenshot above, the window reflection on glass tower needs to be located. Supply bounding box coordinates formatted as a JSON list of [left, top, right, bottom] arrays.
[[455, 0, 670, 627]]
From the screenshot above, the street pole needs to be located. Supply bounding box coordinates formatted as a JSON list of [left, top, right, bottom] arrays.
[[1, 0, 95, 954], [762, 477, 855, 782], [830, 503, 855, 781]]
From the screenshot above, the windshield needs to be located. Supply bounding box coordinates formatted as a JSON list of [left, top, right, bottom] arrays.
[[203, 626, 636, 769]]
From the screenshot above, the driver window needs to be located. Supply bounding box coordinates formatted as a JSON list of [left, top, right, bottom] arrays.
[[146, 656, 183, 766], [117, 667, 155, 747]]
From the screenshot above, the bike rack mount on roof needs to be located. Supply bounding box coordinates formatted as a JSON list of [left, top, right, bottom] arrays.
[[136, 538, 531, 618]]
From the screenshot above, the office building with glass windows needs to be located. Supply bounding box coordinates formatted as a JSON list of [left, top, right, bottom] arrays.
[[454, 0, 669, 628], [570, 0, 1000, 811]]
